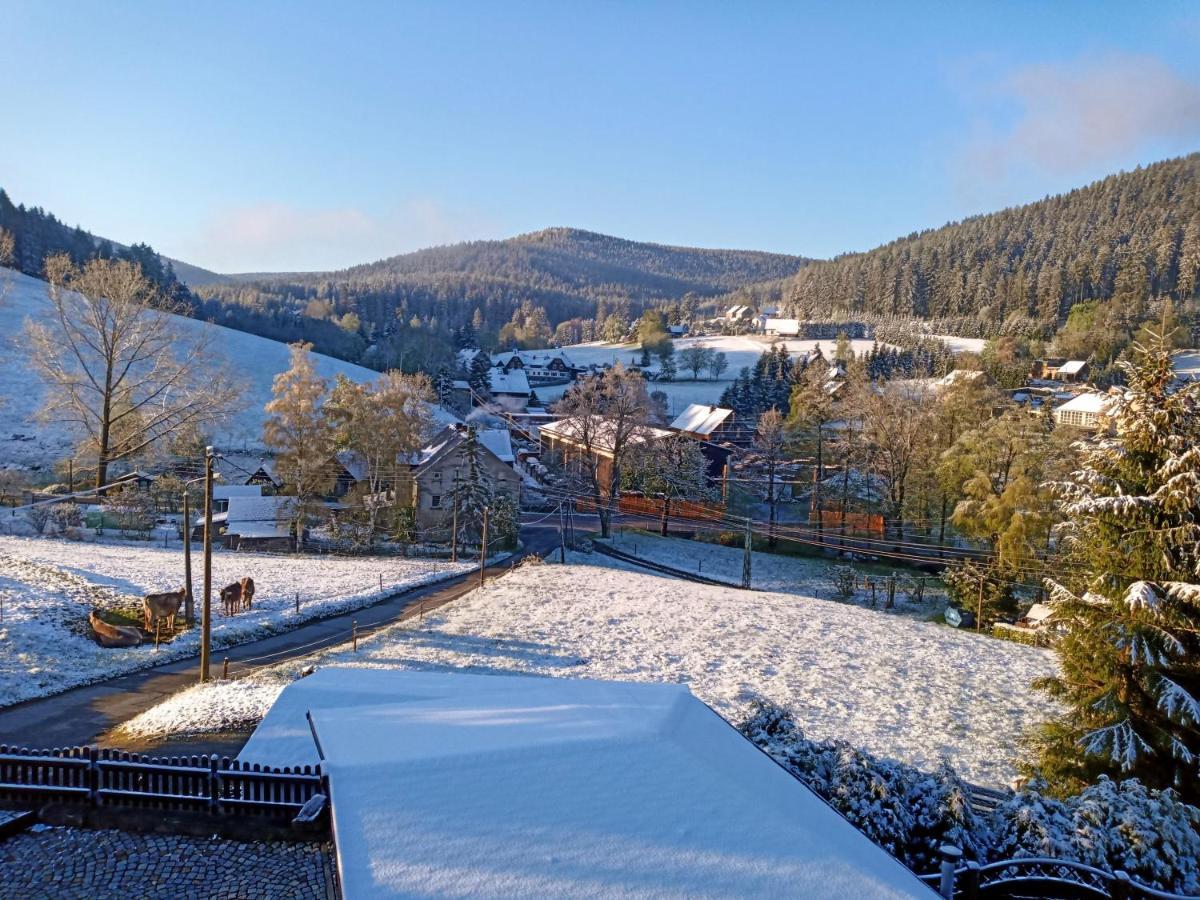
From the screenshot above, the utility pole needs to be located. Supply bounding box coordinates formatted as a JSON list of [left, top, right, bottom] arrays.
[[741, 516, 752, 589], [68, 460, 74, 494], [559, 501, 566, 563], [478, 505, 489, 587], [451, 470, 460, 564], [182, 489, 194, 625], [201, 447, 214, 682]]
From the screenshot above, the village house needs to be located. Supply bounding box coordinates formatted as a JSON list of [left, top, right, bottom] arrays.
[[540, 415, 674, 498], [491, 349, 577, 384], [722, 304, 755, 323], [763, 317, 801, 337], [408, 424, 521, 539], [668, 403, 739, 478], [222, 495, 300, 551], [212, 484, 262, 513], [1032, 357, 1090, 382], [1053, 391, 1114, 431], [487, 368, 533, 411]]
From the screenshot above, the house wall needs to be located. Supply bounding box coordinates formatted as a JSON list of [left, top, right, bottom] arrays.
[[413, 452, 522, 537]]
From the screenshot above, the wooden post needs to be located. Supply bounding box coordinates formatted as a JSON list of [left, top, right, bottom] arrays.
[[155, 622, 160, 651], [183, 489, 193, 625], [68, 460, 74, 494], [222, 657, 229, 680], [295, 592, 300, 615], [741, 517, 752, 589], [559, 502, 566, 563], [379, 573, 383, 593], [352, 620, 358, 652], [479, 506, 489, 588], [451, 474, 460, 563], [200, 447, 214, 683]]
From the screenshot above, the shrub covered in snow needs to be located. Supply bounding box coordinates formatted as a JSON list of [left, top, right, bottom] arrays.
[[740, 701, 1200, 892]]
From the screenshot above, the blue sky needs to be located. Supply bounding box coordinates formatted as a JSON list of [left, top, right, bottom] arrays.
[[3, 1, 1200, 272]]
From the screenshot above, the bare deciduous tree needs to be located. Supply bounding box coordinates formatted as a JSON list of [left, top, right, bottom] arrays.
[[754, 409, 789, 548], [551, 364, 649, 537], [27, 255, 239, 488]]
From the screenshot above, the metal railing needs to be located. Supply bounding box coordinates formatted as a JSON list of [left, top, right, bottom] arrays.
[[919, 845, 1199, 899]]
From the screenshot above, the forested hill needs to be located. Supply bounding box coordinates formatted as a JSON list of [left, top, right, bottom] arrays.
[[335, 227, 808, 294], [783, 153, 1200, 336]]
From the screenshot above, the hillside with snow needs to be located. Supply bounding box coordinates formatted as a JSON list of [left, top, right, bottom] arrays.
[[0, 267, 455, 469]]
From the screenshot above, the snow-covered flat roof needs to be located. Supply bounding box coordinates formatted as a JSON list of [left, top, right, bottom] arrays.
[[1054, 391, 1112, 414], [253, 668, 930, 899], [670, 403, 733, 435], [1057, 359, 1087, 375]]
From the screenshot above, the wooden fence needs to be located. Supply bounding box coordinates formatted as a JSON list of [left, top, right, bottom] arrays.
[[0, 745, 323, 820]]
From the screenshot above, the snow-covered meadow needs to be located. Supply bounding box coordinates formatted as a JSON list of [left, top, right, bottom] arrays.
[[598, 531, 948, 619], [124, 557, 1059, 787], [541, 335, 884, 415], [0, 534, 473, 707]]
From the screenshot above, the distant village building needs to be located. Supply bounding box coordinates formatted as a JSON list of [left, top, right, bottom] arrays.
[[763, 317, 801, 337], [487, 368, 533, 411], [540, 416, 674, 498], [1053, 391, 1114, 430], [723, 305, 755, 323], [491, 350, 577, 384], [212, 484, 262, 513], [223, 495, 299, 551], [408, 425, 521, 538], [1033, 358, 1089, 382], [669, 404, 736, 442]]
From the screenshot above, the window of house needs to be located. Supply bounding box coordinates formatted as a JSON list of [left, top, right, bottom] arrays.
[[430, 494, 442, 508]]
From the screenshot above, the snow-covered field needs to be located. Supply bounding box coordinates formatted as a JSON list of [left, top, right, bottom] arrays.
[[599, 531, 947, 618], [932, 334, 987, 354], [0, 534, 473, 707], [543, 335, 883, 415], [0, 267, 453, 468], [125, 556, 1059, 787]]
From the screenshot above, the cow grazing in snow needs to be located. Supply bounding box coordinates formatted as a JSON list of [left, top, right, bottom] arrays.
[[221, 577, 256, 615], [142, 588, 186, 633]]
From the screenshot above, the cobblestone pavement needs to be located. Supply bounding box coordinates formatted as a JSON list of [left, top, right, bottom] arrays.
[[0, 826, 337, 899]]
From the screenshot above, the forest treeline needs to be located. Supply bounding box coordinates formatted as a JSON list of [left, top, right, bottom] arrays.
[[782, 153, 1200, 336]]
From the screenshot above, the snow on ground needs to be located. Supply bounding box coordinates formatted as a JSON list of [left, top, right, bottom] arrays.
[[0, 533, 473, 707], [933, 334, 987, 354], [542, 335, 884, 415], [126, 557, 1059, 787], [0, 267, 454, 469], [598, 531, 947, 619]]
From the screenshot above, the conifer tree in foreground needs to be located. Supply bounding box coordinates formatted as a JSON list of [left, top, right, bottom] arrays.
[[1030, 329, 1200, 802]]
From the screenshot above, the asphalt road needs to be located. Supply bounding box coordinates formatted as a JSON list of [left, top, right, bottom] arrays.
[[0, 521, 563, 753]]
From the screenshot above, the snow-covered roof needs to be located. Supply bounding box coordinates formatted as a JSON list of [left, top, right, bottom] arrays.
[[540, 416, 673, 455], [476, 428, 514, 463], [1054, 391, 1112, 415], [1058, 360, 1088, 375], [670, 403, 733, 435], [764, 317, 801, 335], [225, 495, 296, 539], [1024, 603, 1055, 624], [334, 450, 369, 482], [488, 368, 531, 396], [213, 484, 263, 501], [246, 668, 929, 899]]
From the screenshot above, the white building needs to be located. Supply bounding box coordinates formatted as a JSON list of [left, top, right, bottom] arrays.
[[1053, 391, 1114, 430], [763, 317, 801, 337]]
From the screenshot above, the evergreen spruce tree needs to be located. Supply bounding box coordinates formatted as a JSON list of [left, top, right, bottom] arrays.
[[467, 352, 492, 404], [1030, 329, 1200, 801], [456, 425, 493, 545]]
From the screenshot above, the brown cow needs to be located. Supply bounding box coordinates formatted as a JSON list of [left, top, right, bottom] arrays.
[[221, 577, 257, 615], [142, 588, 186, 633], [239, 577, 255, 612], [220, 581, 242, 616]]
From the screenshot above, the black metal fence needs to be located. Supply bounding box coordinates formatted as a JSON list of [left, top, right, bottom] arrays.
[[919, 845, 1199, 900], [0, 744, 323, 820]]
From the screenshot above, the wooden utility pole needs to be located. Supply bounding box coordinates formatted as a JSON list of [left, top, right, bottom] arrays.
[[200, 447, 214, 682], [741, 516, 752, 589], [450, 472, 459, 563], [183, 489, 194, 625], [478, 505, 489, 587], [559, 501, 566, 563]]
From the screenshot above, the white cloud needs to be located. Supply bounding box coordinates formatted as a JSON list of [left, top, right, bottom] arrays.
[[177, 199, 497, 273], [959, 53, 1200, 185]]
